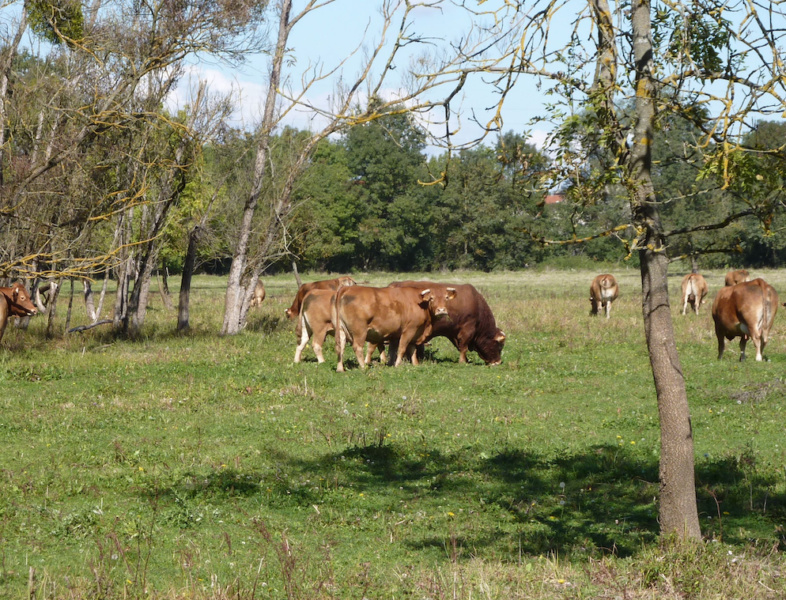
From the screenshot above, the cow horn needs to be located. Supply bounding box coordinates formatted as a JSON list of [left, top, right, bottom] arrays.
[[420, 288, 431, 297]]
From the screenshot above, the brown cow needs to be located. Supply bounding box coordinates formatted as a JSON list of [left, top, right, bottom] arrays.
[[712, 278, 778, 361], [285, 276, 356, 320], [724, 269, 750, 286], [389, 281, 506, 365], [589, 274, 619, 318], [0, 282, 37, 343], [333, 285, 453, 372], [249, 281, 266, 308], [294, 289, 335, 364], [680, 273, 709, 316]]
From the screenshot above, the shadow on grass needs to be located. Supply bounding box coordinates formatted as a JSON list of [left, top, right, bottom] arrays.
[[138, 441, 786, 559]]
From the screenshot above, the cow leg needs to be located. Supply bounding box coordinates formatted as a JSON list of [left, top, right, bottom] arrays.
[[335, 327, 347, 372], [408, 343, 419, 366], [739, 335, 749, 361], [715, 327, 726, 360], [312, 328, 328, 364], [605, 301, 611, 319], [681, 295, 688, 316], [294, 315, 312, 363], [352, 333, 368, 369], [394, 334, 415, 366]]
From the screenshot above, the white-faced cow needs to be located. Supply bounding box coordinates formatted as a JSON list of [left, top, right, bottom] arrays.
[[389, 281, 505, 365], [0, 282, 37, 343], [680, 273, 709, 316], [712, 278, 778, 361], [294, 289, 335, 364], [724, 269, 750, 286], [249, 281, 266, 308], [332, 285, 452, 372], [589, 274, 619, 318]]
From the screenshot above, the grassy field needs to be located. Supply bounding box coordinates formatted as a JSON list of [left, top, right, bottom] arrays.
[[1, 267, 785, 599]]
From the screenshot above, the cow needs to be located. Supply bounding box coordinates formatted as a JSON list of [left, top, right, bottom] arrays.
[[249, 281, 266, 308], [0, 281, 37, 343], [680, 273, 709, 316], [724, 269, 750, 286], [712, 278, 778, 362], [589, 274, 619, 318], [294, 289, 335, 364], [333, 285, 453, 372], [285, 276, 356, 321], [389, 281, 506, 365]]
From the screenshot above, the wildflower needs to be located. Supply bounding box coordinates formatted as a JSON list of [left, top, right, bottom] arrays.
[[630, 441, 635, 445]]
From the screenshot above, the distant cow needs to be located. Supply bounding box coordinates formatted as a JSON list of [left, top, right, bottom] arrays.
[[389, 281, 506, 365], [0, 282, 37, 343], [333, 285, 453, 372], [712, 278, 778, 361], [680, 273, 709, 316], [285, 276, 356, 321], [724, 269, 750, 286], [294, 289, 335, 364], [249, 281, 266, 308], [589, 274, 619, 318]]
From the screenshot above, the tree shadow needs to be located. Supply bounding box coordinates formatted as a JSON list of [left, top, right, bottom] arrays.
[[136, 440, 785, 557]]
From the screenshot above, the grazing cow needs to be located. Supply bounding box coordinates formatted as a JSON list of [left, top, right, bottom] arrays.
[[285, 276, 356, 320], [294, 289, 335, 364], [333, 285, 453, 372], [589, 274, 619, 318], [0, 282, 37, 343], [724, 269, 750, 286], [680, 273, 709, 316], [389, 281, 506, 365], [712, 278, 778, 361], [249, 281, 266, 308]]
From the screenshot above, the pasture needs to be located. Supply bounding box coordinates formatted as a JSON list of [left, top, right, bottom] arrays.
[[1, 268, 785, 599]]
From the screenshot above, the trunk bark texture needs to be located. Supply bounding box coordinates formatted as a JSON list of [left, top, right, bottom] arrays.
[[178, 226, 200, 330], [630, 0, 701, 540], [221, 0, 293, 335]]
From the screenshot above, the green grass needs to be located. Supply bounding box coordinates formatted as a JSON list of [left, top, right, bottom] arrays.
[[1, 268, 786, 598]]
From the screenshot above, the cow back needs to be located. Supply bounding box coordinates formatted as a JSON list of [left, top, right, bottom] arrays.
[[724, 269, 750, 286], [713, 278, 778, 335], [336, 285, 431, 344], [286, 276, 357, 319]]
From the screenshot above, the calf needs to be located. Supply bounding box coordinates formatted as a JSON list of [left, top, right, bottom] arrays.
[[0, 282, 37, 343], [680, 273, 708, 316], [712, 278, 778, 361], [724, 269, 750, 286], [294, 289, 335, 364], [249, 281, 266, 308], [589, 274, 619, 318], [333, 285, 452, 372]]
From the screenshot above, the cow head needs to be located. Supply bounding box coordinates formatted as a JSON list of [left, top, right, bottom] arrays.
[[420, 287, 456, 318], [8, 282, 37, 317], [474, 329, 506, 365]]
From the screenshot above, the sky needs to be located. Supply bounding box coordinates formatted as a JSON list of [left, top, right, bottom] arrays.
[[169, 1, 557, 153]]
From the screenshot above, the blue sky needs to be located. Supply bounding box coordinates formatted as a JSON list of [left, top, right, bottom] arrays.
[[172, 1, 556, 152]]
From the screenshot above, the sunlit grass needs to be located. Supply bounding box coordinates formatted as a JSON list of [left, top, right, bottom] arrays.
[[1, 268, 785, 598]]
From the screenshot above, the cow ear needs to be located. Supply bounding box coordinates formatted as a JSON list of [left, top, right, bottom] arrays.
[[495, 331, 506, 342], [446, 287, 457, 300]]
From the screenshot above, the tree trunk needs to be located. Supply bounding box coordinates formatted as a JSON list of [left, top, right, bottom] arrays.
[[178, 226, 201, 330], [630, 0, 701, 540], [65, 278, 75, 333], [292, 259, 302, 287], [45, 280, 62, 338], [84, 279, 97, 322], [221, 0, 293, 335], [159, 268, 173, 310]]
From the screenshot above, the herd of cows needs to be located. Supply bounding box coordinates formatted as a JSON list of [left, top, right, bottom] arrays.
[[0, 270, 777, 365], [283, 277, 506, 371], [589, 268, 780, 362], [285, 268, 780, 369]]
